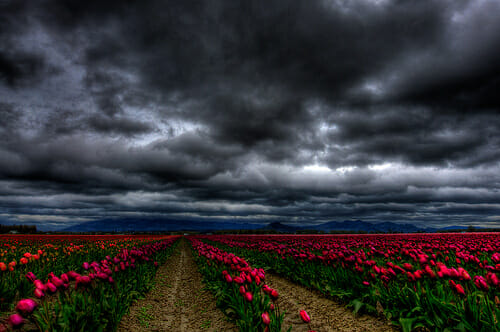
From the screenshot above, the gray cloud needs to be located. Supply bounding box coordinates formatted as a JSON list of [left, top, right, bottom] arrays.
[[0, 0, 499, 229]]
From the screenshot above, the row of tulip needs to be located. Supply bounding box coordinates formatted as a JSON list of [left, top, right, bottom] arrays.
[[188, 237, 291, 332], [201, 233, 500, 332], [0, 234, 170, 312], [0, 235, 180, 331]]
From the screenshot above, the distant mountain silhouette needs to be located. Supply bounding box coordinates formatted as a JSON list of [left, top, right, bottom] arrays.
[[61, 217, 446, 233], [63, 217, 263, 232], [264, 220, 435, 233]]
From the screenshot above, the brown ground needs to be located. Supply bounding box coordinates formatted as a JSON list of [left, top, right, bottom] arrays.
[[119, 238, 398, 332], [118, 238, 237, 332], [264, 272, 399, 332]]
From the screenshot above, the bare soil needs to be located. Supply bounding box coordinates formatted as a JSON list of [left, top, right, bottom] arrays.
[[119, 238, 398, 332], [264, 272, 399, 332], [118, 239, 237, 332]]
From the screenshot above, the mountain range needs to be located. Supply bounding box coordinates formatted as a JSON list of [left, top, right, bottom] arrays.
[[60, 217, 469, 233]]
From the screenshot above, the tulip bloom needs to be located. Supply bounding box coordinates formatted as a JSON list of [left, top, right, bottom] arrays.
[[46, 282, 57, 293], [34, 288, 44, 298], [455, 284, 466, 296], [262, 312, 271, 325], [244, 291, 253, 302], [60, 273, 69, 283], [300, 310, 311, 323], [15, 299, 37, 316], [8, 314, 24, 328], [25, 272, 37, 282]]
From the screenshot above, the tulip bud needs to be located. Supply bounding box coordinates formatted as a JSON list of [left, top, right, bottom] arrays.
[[300, 310, 311, 323]]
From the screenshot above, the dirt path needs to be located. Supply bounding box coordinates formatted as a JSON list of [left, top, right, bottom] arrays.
[[265, 272, 398, 332], [118, 238, 237, 332]]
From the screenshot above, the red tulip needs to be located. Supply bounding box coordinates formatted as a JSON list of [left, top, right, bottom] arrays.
[[455, 284, 466, 296], [300, 310, 311, 323]]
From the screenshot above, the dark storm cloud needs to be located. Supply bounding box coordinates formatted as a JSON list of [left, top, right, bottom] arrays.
[[0, 0, 499, 229]]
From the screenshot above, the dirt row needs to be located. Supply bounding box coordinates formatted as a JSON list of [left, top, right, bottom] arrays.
[[118, 239, 236, 331], [119, 238, 397, 331], [263, 273, 397, 331]]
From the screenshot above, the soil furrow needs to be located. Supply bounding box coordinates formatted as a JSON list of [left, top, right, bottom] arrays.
[[118, 239, 236, 332], [264, 272, 398, 332]]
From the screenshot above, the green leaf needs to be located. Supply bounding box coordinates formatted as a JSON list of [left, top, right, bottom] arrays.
[[399, 317, 418, 332], [351, 299, 364, 315]]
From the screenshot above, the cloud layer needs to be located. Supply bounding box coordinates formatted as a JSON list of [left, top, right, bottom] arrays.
[[1, 0, 500, 229]]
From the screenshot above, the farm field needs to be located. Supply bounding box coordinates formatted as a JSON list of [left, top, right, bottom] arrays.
[[1, 233, 499, 331]]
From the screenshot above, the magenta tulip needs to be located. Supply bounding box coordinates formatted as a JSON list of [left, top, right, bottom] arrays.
[[300, 310, 311, 323], [15, 299, 37, 316]]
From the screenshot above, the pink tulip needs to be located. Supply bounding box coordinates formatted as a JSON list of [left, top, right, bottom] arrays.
[[34, 280, 46, 291], [46, 282, 57, 293], [262, 312, 271, 325], [60, 273, 69, 283], [300, 310, 311, 323], [51, 276, 64, 288], [67, 271, 80, 280], [25, 272, 37, 283], [75, 275, 91, 289], [34, 288, 44, 298], [8, 314, 24, 328], [15, 299, 37, 316], [244, 291, 253, 302]]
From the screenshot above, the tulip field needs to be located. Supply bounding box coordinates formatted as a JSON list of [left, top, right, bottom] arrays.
[[0, 234, 179, 331], [1, 233, 499, 331], [194, 233, 500, 331]]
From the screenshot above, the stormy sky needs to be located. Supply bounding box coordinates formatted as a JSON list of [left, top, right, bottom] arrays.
[[1, 0, 500, 230]]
